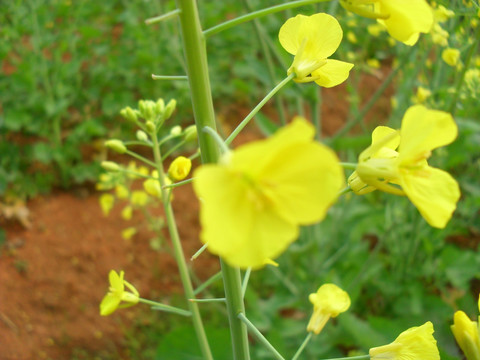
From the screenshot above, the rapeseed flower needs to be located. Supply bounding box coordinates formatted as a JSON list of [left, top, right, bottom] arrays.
[[340, 0, 433, 45], [279, 13, 353, 87], [348, 105, 460, 228], [307, 284, 350, 334], [193, 118, 344, 269], [442, 48, 461, 66], [451, 310, 480, 360], [168, 156, 192, 181], [370, 322, 440, 360], [100, 270, 139, 316]]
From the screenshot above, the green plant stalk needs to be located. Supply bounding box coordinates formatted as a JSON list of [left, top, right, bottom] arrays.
[[125, 150, 157, 167], [226, 73, 295, 145], [145, 9, 181, 25], [292, 332, 313, 360], [194, 271, 223, 295], [448, 25, 480, 115], [152, 74, 188, 80], [175, 0, 250, 359], [241, 0, 287, 125], [238, 313, 285, 360], [138, 298, 191, 316], [151, 131, 213, 360], [204, 0, 331, 37]]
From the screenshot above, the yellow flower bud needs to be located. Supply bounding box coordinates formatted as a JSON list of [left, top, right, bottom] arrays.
[[143, 178, 162, 199], [442, 48, 461, 66], [131, 190, 149, 206], [101, 161, 121, 172], [121, 205, 133, 221], [415, 86, 432, 104], [451, 310, 480, 360], [121, 227, 137, 240], [164, 99, 177, 119], [99, 193, 115, 216], [136, 130, 149, 142], [168, 156, 192, 181], [105, 139, 127, 154], [115, 184, 129, 199]]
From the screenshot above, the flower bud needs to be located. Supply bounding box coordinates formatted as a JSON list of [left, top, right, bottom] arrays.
[[145, 121, 156, 134], [105, 139, 127, 154], [164, 99, 177, 119], [183, 125, 197, 142], [168, 156, 192, 181], [101, 161, 121, 172], [136, 130, 149, 142], [120, 106, 138, 123], [155, 98, 165, 115], [170, 125, 182, 136]]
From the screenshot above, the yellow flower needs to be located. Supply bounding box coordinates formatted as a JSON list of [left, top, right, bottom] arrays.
[[99, 270, 139, 316], [442, 48, 461, 66], [115, 184, 129, 199], [99, 193, 115, 216], [121, 205, 133, 221], [121, 227, 137, 240], [193, 118, 344, 269], [414, 86, 432, 104], [307, 284, 350, 334], [168, 156, 192, 181], [349, 105, 460, 228], [340, 0, 433, 45], [131, 190, 149, 206], [278, 13, 354, 87], [370, 322, 440, 360], [451, 310, 480, 360]]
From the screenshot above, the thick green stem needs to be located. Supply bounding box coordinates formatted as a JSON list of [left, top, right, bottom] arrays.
[[151, 132, 213, 360], [204, 0, 332, 38], [175, 1, 250, 359]]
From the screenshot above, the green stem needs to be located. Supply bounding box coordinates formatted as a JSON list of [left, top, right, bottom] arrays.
[[139, 298, 191, 316], [340, 162, 357, 170], [125, 150, 157, 167], [194, 271, 223, 295], [226, 73, 295, 145], [448, 25, 480, 115], [203, 126, 230, 154], [291, 332, 313, 360], [175, 0, 250, 358], [151, 130, 213, 360], [238, 313, 285, 360], [338, 186, 353, 196], [191, 243, 209, 260], [241, 268, 252, 298], [242, 0, 287, 125], [162, 139, 188, 160], [221, 261, 251, 360], [152, 74, 188, 80], [204, 0, 331, 38], [163, 178, 193, 189], [190, 298, 226, 303], [145, 9, 181, 25]]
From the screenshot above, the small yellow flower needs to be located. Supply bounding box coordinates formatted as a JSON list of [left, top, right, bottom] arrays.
[[414, 86, 432, 104], [131, 190, 149, 206], [442, 48, 461, 66], [99, 270, 139, 316], [193, 118, 344, 269], [349, 105, 461, 228], [99, 194, 115, 216], [279, 13, 354, 87], [115, 184, 129, 199], [121, 205, 133, 221], [340, 0, 433, 45], [370, 322, 440, 360], [121, 227, 136, 240], [168, 156, 192, 181], [367, 58, 381, 69], [307, 283, 350, 334], [451, 310, 480, 360]]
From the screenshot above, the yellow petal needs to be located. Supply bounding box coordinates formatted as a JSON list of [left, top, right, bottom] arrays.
[[100, 293, 122, 316], [400, 166, 460, 228], [279, 13, 343, 60], [379, 0, 433, 44], [260, 141, 344, 224], [398, 105, 457, 165], [109, 270, 124, 291], [193, 166, 298, 269], [312, 59, 354, 88], [359, 126, 400, 161], [309, 284, 351, 316]]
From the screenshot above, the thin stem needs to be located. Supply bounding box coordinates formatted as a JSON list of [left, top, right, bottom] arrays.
[[145, 9, 181, 25], [191, 243, 209, 260], [338, 186, 353, 196], [162, 139, 187, 160], [238, 313, 285, 360], [151, 130, 213, 360], [448, 25, 480, 115], [340, 162, 357, 170], [194, 271, 223, 295], [139, 298, 192, 317], [152, 74, 188, 80], [190, 298, 226, 303], [226, 73, 295, 145], [241, 268, 252, 298], [123, 140, 152, 147], [163, 178, 193, 189], [204, 0, 331, 38], [291, 332, 313, 360], [125, 150, 157, 167], [203, 126, 230, 154]]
